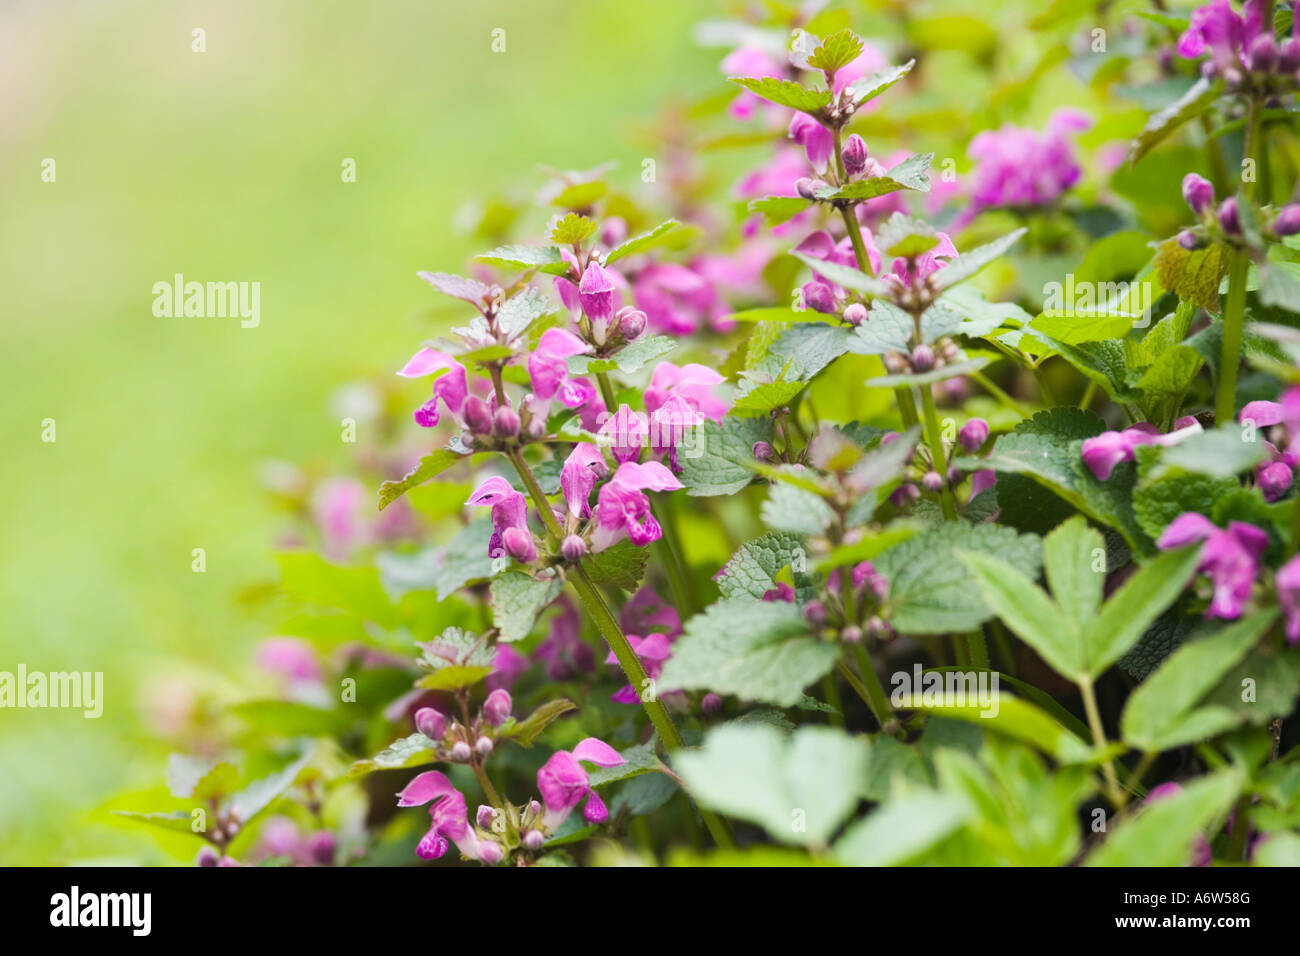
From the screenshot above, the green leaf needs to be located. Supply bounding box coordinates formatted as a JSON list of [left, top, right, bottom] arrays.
[[228, 751, 313, 824], [657, 599, 841, 707], [583, 540, 649, 592], [568, 334, 675, 375], [731, 376, 808, 416], [933, 229, 1027, 291], [875, 523, 1043, 634], [1129, 77, 1222, 164], [475, 244, 567, 275], [678, 417, 774, 496], [834, 792, 972, 866], [415, 665, 492, 691], [349, 733, 439, 778], [110, 810, 197, 836], [1086, 769, 1242, 866], [434, 519, 496, 601], [229, 700, 350, 737], [748, 196, 810, 227], [898, 692, 1092, 763], [729, 76, 832, 113], [762, 482, 836, 535], [676, 724, 871, 846], [1133, 452, 1238, 540], [605, 220, 681, 264], [792, 250, 892, 298], [807, 28, 864, 73], [864, 356, 990, 388], [378, 450, 466, 511], [489, 571, 563, 642], [549, 212, 598, 245], [1121, 612, 1274, 751], [851, 59, 915, 108], [1042, 515, 1104, 625], [276, 552, 398, 627], [959, 552, 1073, 677], [167, 754, 225, 800], [716, 532, 812, 600], [1152, 425, 1268, 479], [814, 153, 934, 202], [1153, 235, 1228, 312], [499, 698, 578, 747]]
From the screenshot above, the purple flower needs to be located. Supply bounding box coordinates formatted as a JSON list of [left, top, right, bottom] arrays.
[[970, 469, 997, 496], [605, 632, 673, 704], [487, 644, 528, 693], [483, 688, 512, 727], [620, 586, 682, 639], [467, 476, 529, 560], [958, 418, 990, 453], [1157, 513, 1268, 620], [633, 262, 728, 335], [398, 348, 470, 428], [788, 112, 834, 172], [852, 561, 889, 602], [1277, 554, 1300, 644], [537, 738, 626, 830], [842, 134, 870, 179], [597, 404, 649, 465], [592, 461, 683, 551], [1081, 420, 1202, 481], [1257, 460, 1293, 502], [644, 362, 729, 423], [396, 771, 484, 861], [534, 596, 596, 679], [560, 442, 609, 518], [578, 262, 617, 327], [961, 109, 1089, 224], [528, 327, 592, 413], [1177, 0, 1266, 72]]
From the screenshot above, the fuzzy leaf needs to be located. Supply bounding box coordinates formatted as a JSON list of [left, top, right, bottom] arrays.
[[489, 571, 563, 642]]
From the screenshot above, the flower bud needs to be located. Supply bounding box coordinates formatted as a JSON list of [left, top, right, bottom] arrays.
[[616, 306, 647, 342], [1281, 38, 1300, 72], [947, 466, 964, 486], [475, 736, 494, 756], [803, 600, 827, 625], [306, 831, 336, 866], [1219, 198, 1241, 235], [462, 395, 493, 434], [803, 281, 837, 315], [841, 625, 863, 644], [477, 804, 497, 829], [922, 470, 944, 492], [483, 688, 512, 727], [795, 177, 816, 199], [752, 440, 775, 461], [889, 482, 920, 507], [910, 344, 935, 372], [560, 534, 587, 562], [1259, 461, 1293, 502], [843, 302, 868, 325], [701, 692, 723, 715], [958, 418, 989, 453], [197, 846, 220, 867], [578, 261, 616, 324], [842, 134, 869, 179], [477, 840, 505, 865], [451, 740, 472, 763], [415, 706, 447, 740], [1248, 34, 1277, 72], [1181, 173, 1215, 215], [523, 829, 545, 851], [493, 404, 520, 439], [502, 526, 537, 563], [1177, 229, 1204, 250], [601, 216, 628, 247], [867, 615, 891, 640], [1274, 204, 1300, 237]]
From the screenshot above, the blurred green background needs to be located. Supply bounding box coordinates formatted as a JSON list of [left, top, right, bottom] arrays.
[[0, 0, 721, 864]]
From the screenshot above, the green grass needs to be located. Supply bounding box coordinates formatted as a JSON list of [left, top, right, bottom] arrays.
[[0, 0, 719, 864]]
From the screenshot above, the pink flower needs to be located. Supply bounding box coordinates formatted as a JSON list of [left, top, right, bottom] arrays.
[[597, 404, 648, 465], [592, 461, 683, 551], [528, 327, 592, 412], [644, 362, 728, 423], [537, 738, 626, 830], [1081, 419, 1203, 481], [1277, 554, 1300, 644], [467, 476, 530, 560], [256, 637, 322, 684], [721, 46, 786, 120], [398, 349, 470, 428], [788, 112, 834, 172], [396, 771, 485, 861], [633, 262, 727, 335], [560, 442, 609, 518], [311, 477, 369, 560], [619, 586, 682, 638], [534, 596, 596, 679], [487, 644, 529, 693], [1176, 0, 1266, 71], [1157, 513, 1268, 620], [605, 632, 673, 705], [961, 109, 1090, 224], [577, 262, 617, 327]]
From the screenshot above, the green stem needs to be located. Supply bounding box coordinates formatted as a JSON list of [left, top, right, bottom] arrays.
[[851, 644, 896, 732], [1227, 794, 1252, 861], [918, 386, 958, 521], [1215, 248, 1251, 426], [472, 761, 503, 808], [821, 674, 845, 727], [1079, 379, 1097, 413], [966, 630, 990, 672], [1031, 364, 1057, 407], [652, 493, 694, 616], [505, 447, 732, 848], [971, 370, 1029, 418], [1079, 676, 1125, 809], [595, 370, 619, 414]]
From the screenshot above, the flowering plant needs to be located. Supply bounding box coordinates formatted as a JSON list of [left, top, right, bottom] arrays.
[[118, 1, 1300, 869]]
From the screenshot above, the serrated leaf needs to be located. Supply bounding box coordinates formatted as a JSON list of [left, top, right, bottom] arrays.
[[807, 28, 864, 73], [500, 699, 577, 747], [349, 733, 439, 778], [434, 518, 496, 601], [550, 212, 598, 245], [792, 250, 892, 298], [605, 220, 681, 264], [762, 482, 836, 535], [584, 540, 649, 592], [678, 417, 774, 496], [110, 810, 197, 835], [876, 523, 1043, 634], [676, 724, 871, 846], [716, 532, 813, 600], [1042, 515, 1104, 624], [748, 195, 811, 227], [932, 228, 1027, 291], [417, 271, 490, 304], [416, 665, 493, 691], [1086, 769, 1242, 866], [489, 571, 563, 642], [228, 751, 313, 823], [1153, 236, 1228, 312], [378, 450, 466, 511], [1129, 77, 1222, 164], [816, 153, 933, 201], [851, 59, 915, 108], [475, 244, 568, 275], [1121, 612, 1274, 751], [657, 599, 840, 707], [729, 76, 832, 113], [568, 335, 675, 375]]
